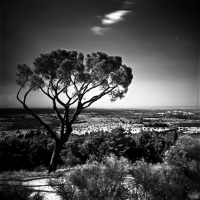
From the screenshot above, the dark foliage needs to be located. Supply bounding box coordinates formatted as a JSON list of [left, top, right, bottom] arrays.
[[144, 122, 168, 127], [65, 134, 88, 161], [0, 131, 52, 171], [138, 131, 175, 163], [66, 127, 137, 163], [65, 127, 175, 164], [0, 127, 176, 171]]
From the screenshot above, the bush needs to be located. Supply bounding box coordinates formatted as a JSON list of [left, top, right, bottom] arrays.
[[65, 134, 88, 162], [61, 149, 84, 167], [0, 131, 52, 171], [49, 155, 132, 200], [67, 127, 140, 163], [129, 161, 189, 200], [128, 135, 200, 200], [138, 131, 175, 163], [165, 135, 200, 194], [165, 135, 200, 165]]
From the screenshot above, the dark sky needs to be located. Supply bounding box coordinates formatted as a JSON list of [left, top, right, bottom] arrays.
[[0, 0, 199, 108]]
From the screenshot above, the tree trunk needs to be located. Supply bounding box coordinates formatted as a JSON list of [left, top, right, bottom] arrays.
[[174, 130, 178, 142], [48, 141, 63, 173], [48, 125, 72, 173]]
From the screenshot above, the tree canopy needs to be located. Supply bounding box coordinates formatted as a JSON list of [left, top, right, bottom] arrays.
[[17, 49, 132, 107]]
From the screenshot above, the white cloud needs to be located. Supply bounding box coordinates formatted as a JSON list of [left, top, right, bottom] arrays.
[[91, 26, 110, 35], [91, 3, 133, 35], [102, 10, 131, 25]]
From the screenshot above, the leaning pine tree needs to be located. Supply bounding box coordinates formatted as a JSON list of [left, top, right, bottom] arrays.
[[16, 49, 133, 173]]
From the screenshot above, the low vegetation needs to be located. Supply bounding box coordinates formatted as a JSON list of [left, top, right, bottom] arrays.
[[65, 127, 176, 164], [0, 127, 176, 172], [49, 155, 132, 200], [0, 127, 199, 199], [50, 140, 200, 200]]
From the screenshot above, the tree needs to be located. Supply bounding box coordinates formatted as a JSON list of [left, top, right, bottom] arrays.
[[16, 49, 133, 172]]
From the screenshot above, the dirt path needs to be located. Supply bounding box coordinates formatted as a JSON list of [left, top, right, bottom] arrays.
[[0, 177, 60, 200], [24, 178, 60, 200]]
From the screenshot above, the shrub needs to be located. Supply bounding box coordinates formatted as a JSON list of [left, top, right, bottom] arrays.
[[66, 134, 88, 162], [82, 130, 107, 161], [49, 155, 132, 200], [165, 135, 200, 194], [138, 131, 175, 163], [165, 135, 200, 165], [129, 161, 189, 200], [0, 131, 52, 171], [61, 149, 84, 167], [72, 127, 138, 163], [128, 135, 200, 200], [106, 127, 137, 158]]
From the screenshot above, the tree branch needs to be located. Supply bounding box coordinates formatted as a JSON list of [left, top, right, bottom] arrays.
[[16, 87, 58, 142], [38, 85, 54, 100], [82, 85, 118, 109], [53, 87, 66, 107], [71, 71, 78, 92], [23, 88, 32, 104], [79, 79, 89, 92], [52, 98, 63, 123], [69, 102, 83, 124], [16, 86, 23, 104]]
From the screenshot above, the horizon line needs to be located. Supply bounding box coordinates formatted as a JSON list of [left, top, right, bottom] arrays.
[[0, 105, 200, 110]]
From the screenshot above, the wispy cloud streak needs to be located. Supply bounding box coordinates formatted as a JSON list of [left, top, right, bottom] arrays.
[[91, 26, 110, 35], [102, 10, 131, 25]]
